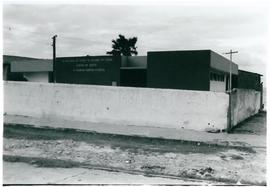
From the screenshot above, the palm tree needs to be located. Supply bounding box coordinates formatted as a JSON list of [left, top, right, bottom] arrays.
[[107, 34, 138, 56]]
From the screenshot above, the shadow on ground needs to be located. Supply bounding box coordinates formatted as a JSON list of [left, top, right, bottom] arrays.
[[231, 111, 266, 135]]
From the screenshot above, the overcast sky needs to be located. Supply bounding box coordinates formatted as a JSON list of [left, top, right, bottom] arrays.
[[3, 3, 269, 82]]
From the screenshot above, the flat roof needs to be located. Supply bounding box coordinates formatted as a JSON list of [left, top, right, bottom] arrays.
[[239, 69, 263, 76], [147, 50, 239, 75], [210, 51, 238, 75], [3, 55, 40, 65], [120, 67, 146, 69], [11, 59, 53, 72], [147, 49, 211, 53]]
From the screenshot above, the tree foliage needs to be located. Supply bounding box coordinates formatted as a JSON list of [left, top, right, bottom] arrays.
[[107, 34, 138, 56]]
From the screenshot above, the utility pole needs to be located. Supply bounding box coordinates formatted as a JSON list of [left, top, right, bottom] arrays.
[[225, 49, 238, 92], [224, 49, 238, 133], [52, 35, 57, 83]]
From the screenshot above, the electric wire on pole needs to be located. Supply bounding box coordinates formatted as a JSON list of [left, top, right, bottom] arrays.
[[225, 49, 238, 92], [224, 49, 238, 132]]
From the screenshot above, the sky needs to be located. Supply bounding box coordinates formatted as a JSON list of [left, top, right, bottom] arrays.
[[2, 1, 269, 83]]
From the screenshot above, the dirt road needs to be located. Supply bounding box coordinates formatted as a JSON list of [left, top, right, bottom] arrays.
[[4, 161, 228, 185], [3, 113, 266, 186]]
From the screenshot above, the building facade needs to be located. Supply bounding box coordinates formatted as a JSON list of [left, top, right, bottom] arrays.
[[3, 55, 53, 82], [147, 50, 238, 92], [3, 50, 262, 95]]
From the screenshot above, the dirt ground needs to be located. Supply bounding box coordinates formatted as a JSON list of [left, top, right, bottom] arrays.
[[4, 161, 228, 185], [3, 113, 266, 185], [231, 111, 266, 135]]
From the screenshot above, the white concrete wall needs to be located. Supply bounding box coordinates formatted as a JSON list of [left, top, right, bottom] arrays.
[[210, 80, 226, 92], [230, 89, 261, 127], [23, 72, 49, 82], [4, 81, 229, 132]]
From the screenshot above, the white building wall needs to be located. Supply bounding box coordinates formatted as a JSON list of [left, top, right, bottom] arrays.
[[210, 73, 227, 92], [210, 80, 226, 92], [23, 72, 49, 82]]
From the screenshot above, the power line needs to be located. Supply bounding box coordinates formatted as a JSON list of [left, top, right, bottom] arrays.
[[4, 26, 52, 45], [3, 26, 50, 37], [224, 49, 238, 92], [4, 36, 51, 46], [60, 35, 93, 43], [4, 26, 94, 43]]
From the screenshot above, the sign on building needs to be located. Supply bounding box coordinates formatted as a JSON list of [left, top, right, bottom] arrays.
[[55, 56, 121, 86]]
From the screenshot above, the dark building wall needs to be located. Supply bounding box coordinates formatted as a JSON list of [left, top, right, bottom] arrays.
[[120, 68, 147, 87], [56, 56, 121, 86], [3, 64, 26, 81], [147, 50, 211, 91], [3, 55, 40, 81], [48, 72, 54, 83], [237, 70, 262, 91], [232, 75, 238, 90]]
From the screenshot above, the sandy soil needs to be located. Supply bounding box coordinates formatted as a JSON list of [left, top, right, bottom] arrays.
[[3, 112, 266, 185], [3, 137, 266, 185], [231, 112, 266, 135], [5, 161, 217, 185]]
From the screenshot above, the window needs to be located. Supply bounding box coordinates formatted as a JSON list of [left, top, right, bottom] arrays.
[[210, 72, 225, 82]]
